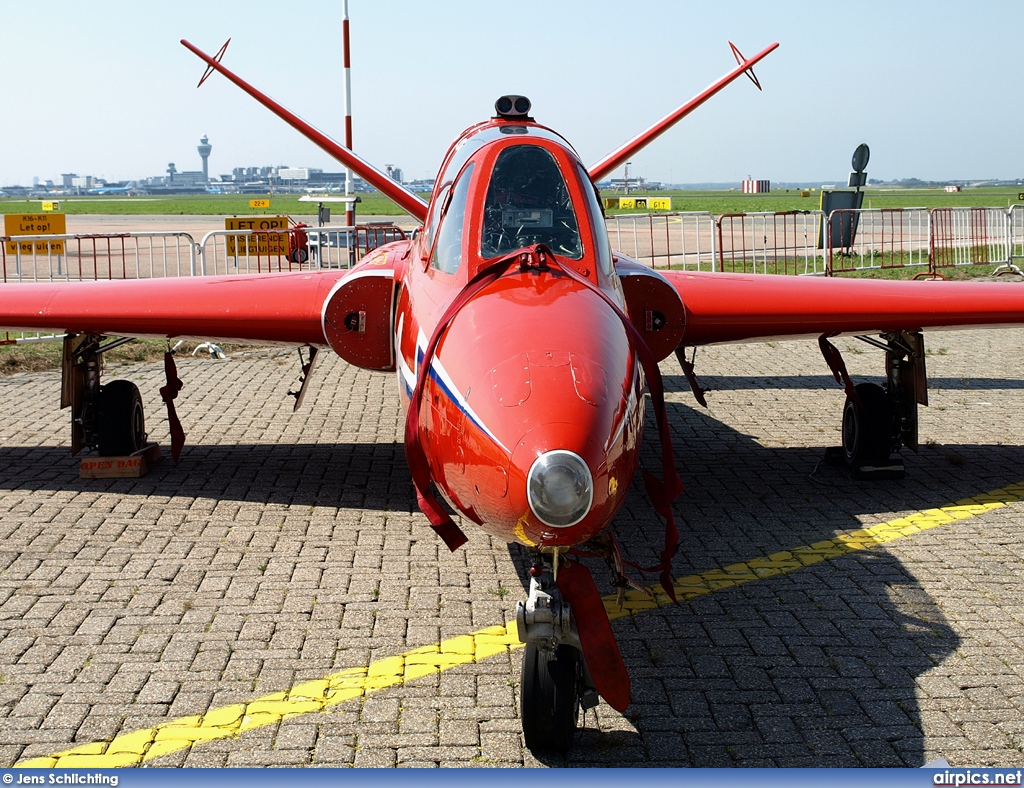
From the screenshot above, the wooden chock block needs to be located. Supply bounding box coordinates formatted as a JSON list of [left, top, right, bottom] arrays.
[[79, 443, 162, 479]]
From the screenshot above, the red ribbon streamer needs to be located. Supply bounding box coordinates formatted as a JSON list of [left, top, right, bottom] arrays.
[[159, 352, 185, 464]]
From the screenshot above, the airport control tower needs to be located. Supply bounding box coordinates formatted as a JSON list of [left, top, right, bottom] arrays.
[[197, 135, 212, 182]]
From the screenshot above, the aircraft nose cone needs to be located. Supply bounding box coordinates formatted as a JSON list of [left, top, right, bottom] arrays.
[[507, 407, 637, 547]]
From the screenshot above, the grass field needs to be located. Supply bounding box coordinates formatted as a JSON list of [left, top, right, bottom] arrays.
[[604, 187, 1024, 215], [0, 338, 251, 378], [2, 187, 1022, 218]]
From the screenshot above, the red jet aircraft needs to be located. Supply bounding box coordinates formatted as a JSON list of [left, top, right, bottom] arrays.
[[4, 39, 1024, 753]]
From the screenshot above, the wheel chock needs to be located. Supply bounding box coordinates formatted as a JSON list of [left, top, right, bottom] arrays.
[[78, 443, 162, 479]]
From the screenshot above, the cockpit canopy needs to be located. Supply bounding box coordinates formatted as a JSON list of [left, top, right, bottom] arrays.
[[426, 121, 614, 281], [481, 145, 582, 261]]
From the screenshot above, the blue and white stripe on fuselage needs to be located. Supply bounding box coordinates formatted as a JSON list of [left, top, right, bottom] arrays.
[[396, 320, 510, 454]]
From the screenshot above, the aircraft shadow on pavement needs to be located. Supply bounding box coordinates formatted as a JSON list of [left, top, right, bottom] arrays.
[[513, 395, 1021, 766], [0, 442, 417, 514]]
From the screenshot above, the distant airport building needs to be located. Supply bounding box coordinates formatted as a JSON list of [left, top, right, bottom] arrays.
[[232, 166, 276, 181], [278, 168, 310, 181], [406, 179, 435, 192], [742, 179, 770, 193], [608, 177, 663, 191]]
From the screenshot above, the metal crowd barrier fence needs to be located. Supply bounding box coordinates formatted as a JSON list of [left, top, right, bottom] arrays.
[[198, 225, 321, 275], [716, 210, 826, 275], [0, 224, 412, 282], [1, 330, 67, 348], [1006, 204, 1024, 263], [355, 224, 408, 260], [1, 231, 198, 283], [825, 208, 930, 276], [6, 210, 1022, 288], [604, 212, 718, 270], [197, 224, 408, 275], [930, 207, 1011, 272]]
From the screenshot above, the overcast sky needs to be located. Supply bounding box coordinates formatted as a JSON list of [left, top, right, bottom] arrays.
[[2, 1, 1021, 187]]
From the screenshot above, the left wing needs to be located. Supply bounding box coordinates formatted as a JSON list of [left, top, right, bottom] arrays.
[[660, 270, 1024, 346], [0, 271, 343, 345]]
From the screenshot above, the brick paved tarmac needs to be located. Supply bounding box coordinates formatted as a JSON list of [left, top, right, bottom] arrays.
[[1, 329, 1022, 767]]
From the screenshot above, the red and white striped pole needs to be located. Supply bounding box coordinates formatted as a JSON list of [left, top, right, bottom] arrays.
[[342, 0, 355, 229]]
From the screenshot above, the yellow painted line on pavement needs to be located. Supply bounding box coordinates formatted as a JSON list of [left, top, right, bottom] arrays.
[[17, 481, 1024, 768], [609, 481, 1024, 617]]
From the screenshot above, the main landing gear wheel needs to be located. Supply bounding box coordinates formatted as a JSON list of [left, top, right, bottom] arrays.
[[521, 642, 582, 753], [842, 382, 892, 467], [97, 380, 146, 457]]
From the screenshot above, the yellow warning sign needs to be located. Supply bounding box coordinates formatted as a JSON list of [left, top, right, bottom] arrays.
[[249, 199, 271, 209], [42, 201, 60, 211], [4, 213, 66, 255], [225, 216, 289, 256], [603, 196, 671, 211]]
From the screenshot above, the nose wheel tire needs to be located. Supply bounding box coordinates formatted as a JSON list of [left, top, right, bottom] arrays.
[[98, 380, 146, 457], [521, 643, 582, 753], [841, 382, 892, 467]]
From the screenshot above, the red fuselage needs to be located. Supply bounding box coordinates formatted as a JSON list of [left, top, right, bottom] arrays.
[[391, 119, 646, 549]]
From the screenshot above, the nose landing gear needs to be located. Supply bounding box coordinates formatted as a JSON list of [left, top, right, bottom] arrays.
[[515, 554, 599, 753], [520, 642, 584, 753]]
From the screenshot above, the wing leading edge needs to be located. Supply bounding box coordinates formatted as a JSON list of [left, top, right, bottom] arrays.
[[659, 270, 1024, 346]]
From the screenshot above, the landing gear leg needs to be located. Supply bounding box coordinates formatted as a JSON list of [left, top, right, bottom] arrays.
[[822, 332, 927, 478], [62, 333, 148, 456], [515, 553, 598, 754]]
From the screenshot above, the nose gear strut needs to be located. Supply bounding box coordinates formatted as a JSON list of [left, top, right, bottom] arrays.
[[516, 552, 600, 753]]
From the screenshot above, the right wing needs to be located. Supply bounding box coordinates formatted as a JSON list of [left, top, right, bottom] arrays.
[[660, 270, 1024, 346]]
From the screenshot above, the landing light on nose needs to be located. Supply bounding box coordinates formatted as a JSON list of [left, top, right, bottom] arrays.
[[526, 450, 594, 528]]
